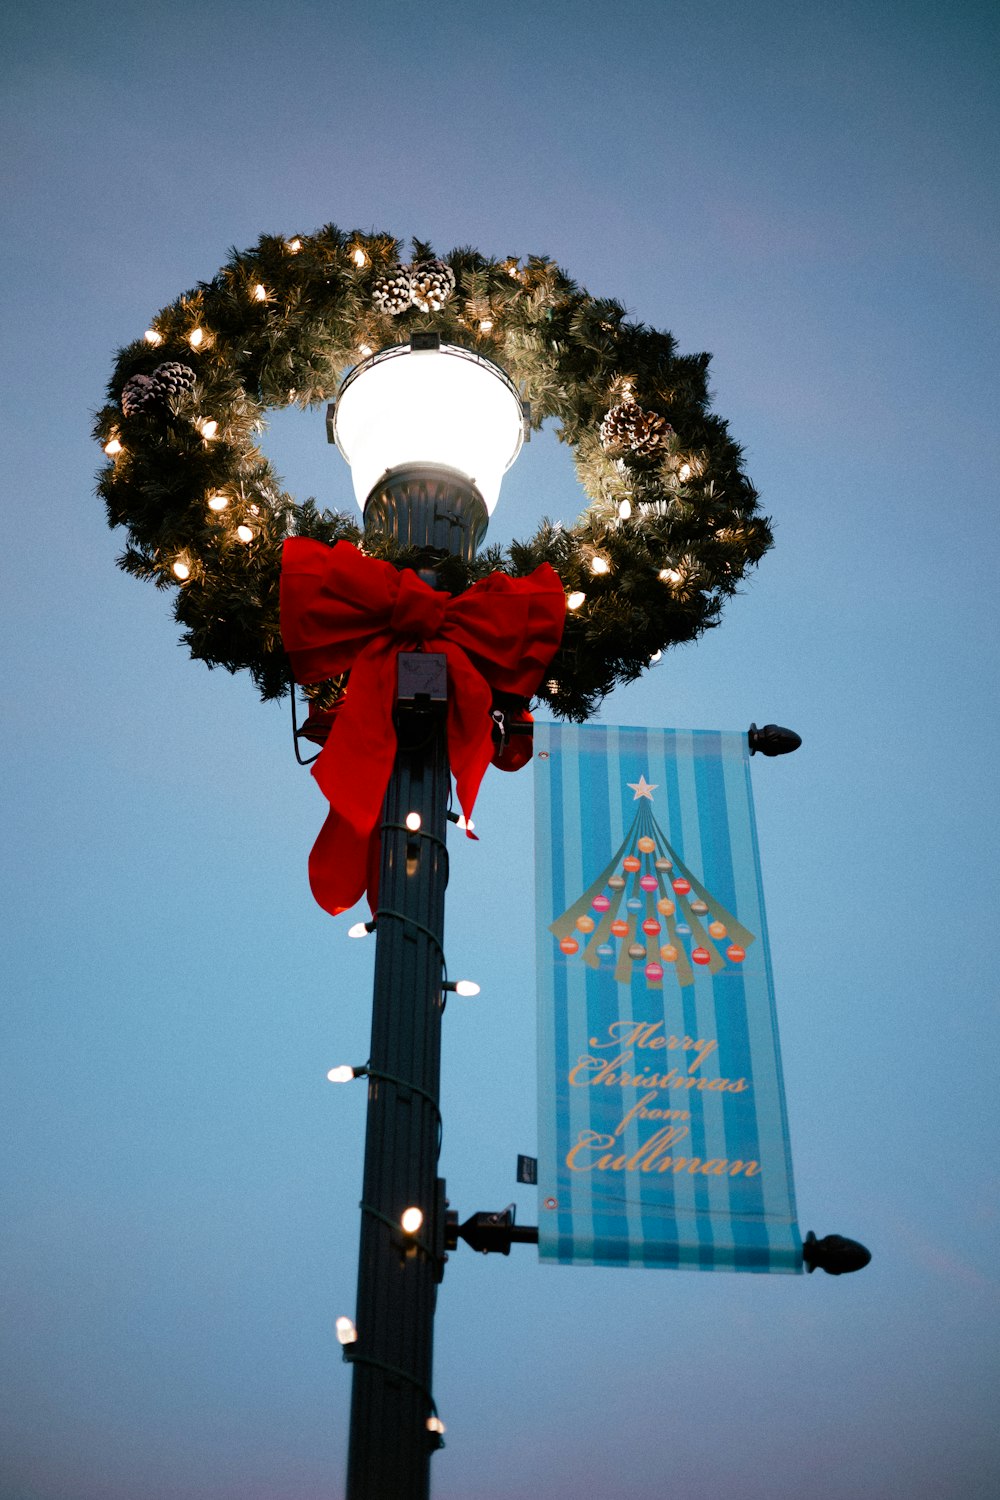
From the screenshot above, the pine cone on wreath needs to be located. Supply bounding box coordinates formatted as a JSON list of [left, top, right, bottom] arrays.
[[372, 266, 414, 315], [600, 397, 673, 458], [121, 373, 157, 417], [409, 259, 456, 312], [149, 361, 197, 402]]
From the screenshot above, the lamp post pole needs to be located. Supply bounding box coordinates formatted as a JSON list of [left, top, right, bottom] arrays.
[[344, 479, 488, 1500], [331, 337, 524, 1499]]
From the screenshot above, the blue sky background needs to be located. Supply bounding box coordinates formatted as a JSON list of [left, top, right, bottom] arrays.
[[2, 2, 998, 1497]]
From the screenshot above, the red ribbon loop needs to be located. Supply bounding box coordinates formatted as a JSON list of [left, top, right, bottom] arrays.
[[280, 539, 565, 917]]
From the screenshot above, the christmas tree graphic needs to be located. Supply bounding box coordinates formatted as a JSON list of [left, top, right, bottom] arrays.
[[549, 774, 756, 989]]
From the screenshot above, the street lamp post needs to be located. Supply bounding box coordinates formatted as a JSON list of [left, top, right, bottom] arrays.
[[329, 336, 525, 1500]]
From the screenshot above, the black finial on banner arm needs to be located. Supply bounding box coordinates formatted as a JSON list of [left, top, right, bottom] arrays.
[[748, 723, 802, 756]]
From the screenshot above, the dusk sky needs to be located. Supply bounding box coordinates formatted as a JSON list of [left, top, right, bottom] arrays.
[[3, 3, 998, 1498]]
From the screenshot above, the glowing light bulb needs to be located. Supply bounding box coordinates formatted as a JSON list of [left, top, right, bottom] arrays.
[[347, 921, 370, 939], [199, 418, 218, 440], [252, 283, 267, 302], [103, 436, 123, 456], [401, 1207, 424, 1235], [352, 247, 367, 268], [590, 555, 610, 575], [507, 263, 520, 279], [454, 980, 480, 997], [618, 499, 632, 520], [189, 326, 205, 349], [287, 238, 302, 253], [358, 343, 373, 358], [335, 1316, 358, 1345], [649, 650, 662, 664], [659, 568, 682, 585], [567, 591, 586, 611], [207, 493, 229, 512], [478, 319, 493, 333], [426, 1416, 446, 1435], [453, 814, 475, 832], [327, 1065, 356, 1083], [172, 557, 191, 581], [547, 679, 559, 693], [144, 328, 163, 345], [678, 463, 692, 482], [236, 524, 254, 543]]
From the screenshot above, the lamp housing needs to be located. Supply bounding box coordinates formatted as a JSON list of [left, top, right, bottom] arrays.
[[329, 340, 525, 545]]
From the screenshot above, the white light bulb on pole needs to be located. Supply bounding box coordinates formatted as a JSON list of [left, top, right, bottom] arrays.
[[336, 1316, 358, 1345], [327, 1065, 356, 1084]]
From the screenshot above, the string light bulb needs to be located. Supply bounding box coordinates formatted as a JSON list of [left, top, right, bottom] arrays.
[[347, 921, 372, 938], [448, 812, 475, 832], [352, 246, 368, 268], [443, 979, 481, 998], [567, 591, 586, 611], [236, 524, 254, 543], [199, 418, 219, 440], [335, 1316, 358, 1345], [326, 1065, 356, 1083], [287, 238, 302, 253], [400, 1206, 424, 1235], [172, 555, 191, 581], [405, 812, 422, 831], [678, 462, 692, 482], [188, 326, 205, 349], [590, 554, 610, 575], [478, 319, 493, 333], [426, 1416, 446, 1436], [618, 499, 632, 520], [207, 493, 229, 512], [103, 436, 123, 456], [252, 283, 267, 302], [358, 343, 373, 358], [659, 567, 682, 585], [144, 328, 163, 346], [649, 649, 662, 664]]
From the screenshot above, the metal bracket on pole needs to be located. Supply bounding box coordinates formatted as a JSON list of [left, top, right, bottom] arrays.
[[444, 1205, 539, 1255]]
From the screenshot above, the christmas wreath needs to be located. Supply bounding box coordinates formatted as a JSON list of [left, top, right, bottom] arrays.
[[95, 226, 771, 721]]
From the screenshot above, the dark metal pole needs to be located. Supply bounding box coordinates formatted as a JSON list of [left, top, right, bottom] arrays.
[[345, 480, 487, 1500]]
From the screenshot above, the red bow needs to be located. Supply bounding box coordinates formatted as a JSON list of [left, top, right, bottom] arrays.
[[280, 539, 565, 916]]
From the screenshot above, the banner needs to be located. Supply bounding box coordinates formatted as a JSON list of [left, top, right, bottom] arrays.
[[534, 724, 802, 1273]]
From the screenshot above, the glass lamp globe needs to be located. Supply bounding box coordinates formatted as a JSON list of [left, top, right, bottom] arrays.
[[329, 339, 524, 555]]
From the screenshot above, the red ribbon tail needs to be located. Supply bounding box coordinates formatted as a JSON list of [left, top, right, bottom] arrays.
[[308, 813, 373, 918], [307, 645, 398, 917]]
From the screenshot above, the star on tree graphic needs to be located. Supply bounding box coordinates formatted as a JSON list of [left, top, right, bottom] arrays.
[[549, 776, 756, 989]]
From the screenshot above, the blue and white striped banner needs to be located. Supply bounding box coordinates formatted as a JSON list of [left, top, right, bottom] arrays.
[[534, 724, 802, 1273]]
